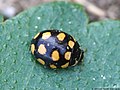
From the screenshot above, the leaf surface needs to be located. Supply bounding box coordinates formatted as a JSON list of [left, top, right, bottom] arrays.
[[0, 2, 120, 90]]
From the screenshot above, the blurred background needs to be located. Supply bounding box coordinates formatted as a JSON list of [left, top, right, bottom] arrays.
[[0, 0, 120, 21]]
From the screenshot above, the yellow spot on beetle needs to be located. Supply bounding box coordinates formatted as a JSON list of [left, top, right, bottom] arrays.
[[31, 44, 35, 54], [38, 44, 46, 55], [57, 33, 66, 41], [68, 40, 75, 48], [42, 32, 51, 39], [37, 58, 45, 65], [50, 64, 57, 69], [65, 51, 71, 60], [61, 62, 69, 68], [51, 50, 60, 61], [34, 33, 40, 39]]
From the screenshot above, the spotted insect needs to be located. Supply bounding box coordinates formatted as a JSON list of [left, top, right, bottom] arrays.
[[31, 30, 84, 69]]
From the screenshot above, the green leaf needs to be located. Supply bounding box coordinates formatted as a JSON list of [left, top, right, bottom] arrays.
[[83, 20, 120, 89], [0, 15, 4, 23], [0, 1, 120, 90]]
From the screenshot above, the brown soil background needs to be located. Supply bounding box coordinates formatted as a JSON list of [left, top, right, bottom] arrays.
[[0, 0, 120, 21]]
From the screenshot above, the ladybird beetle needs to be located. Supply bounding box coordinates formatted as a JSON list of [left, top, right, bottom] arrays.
[[31, 30, 84, 69]]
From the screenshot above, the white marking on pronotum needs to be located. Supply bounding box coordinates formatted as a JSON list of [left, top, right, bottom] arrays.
[[47, 43, 50, 46]]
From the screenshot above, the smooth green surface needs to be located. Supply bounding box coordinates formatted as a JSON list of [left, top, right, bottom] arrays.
[[0, 1, 120, 90], [0, 15, 3, 23]]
